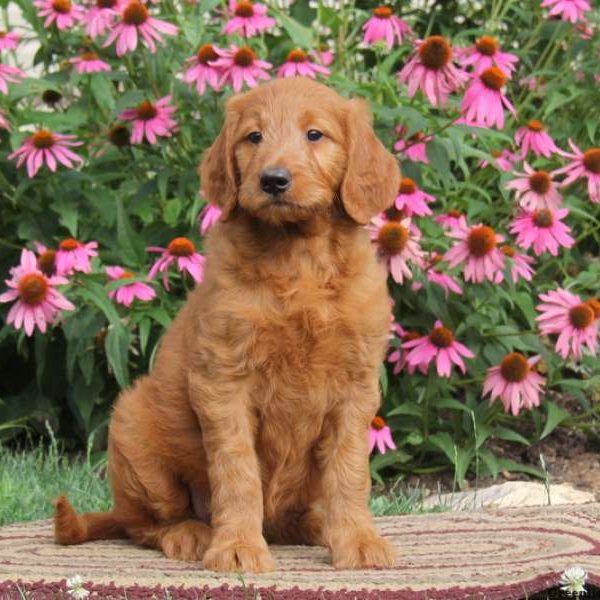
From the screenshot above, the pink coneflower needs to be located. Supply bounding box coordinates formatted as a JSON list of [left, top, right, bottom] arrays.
[[118, 96, 177, 145], [388, 328, 427, 374], [83, 0, 124, 38], [0, 31, 20, 50], [483, 353, 545, 416], [0, 63, 25, 95], [394, 178, 435, 217], [459, 35, 518, 76], [494, 245, 535, 284], [147, 237, 205, 289], [462, 67, 516, 129], [536, 288, 599, 359], [435, 209, 467, 231], [509, 208, 574, 256], [444, 223, 505, 283], [199, 203, 222, 235], [397, 36, 468, 107], [183, 44, 222, 95], [223, 0, 275, 37], [368, 214, 424, 284], [55, 238, 98, 274], [277, 49, 330, 79], [212, 45, 271, 92], [541, 0, 590, 23], [106, 266, 155, 306], [368, 416, 396, 454], [362, 6, 412, 50], [34, 0, 85, 30], [103, 1, 178, 57], [8, 130, 83, 178], [506, 164, 562, 211], [0, 249, 74, 336], [394, 128, 429, 163], [402, 320, 474, 377], [311, 45, 334, 67], [553, 141, 600, 204], [515, 120, 561, 158], [426, 264, 463, 295], [479, 148, 518, 172], [69, 52, 111, 73]]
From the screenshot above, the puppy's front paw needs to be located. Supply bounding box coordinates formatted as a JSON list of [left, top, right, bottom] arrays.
[[202, 535, 276, 572], [331, 530, 395, 569]]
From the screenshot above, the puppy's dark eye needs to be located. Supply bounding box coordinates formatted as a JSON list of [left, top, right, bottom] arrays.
[[307, 129, 323, 142], [247, 131, 262, 144]]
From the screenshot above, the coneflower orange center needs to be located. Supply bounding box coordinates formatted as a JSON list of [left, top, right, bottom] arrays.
[[476, 35, 498, 56], [136, 100, 157, 120], [123, 1, 148, 25], [429, 253, 443, 265], [447, 209, 463, 218], [467, 225, 496, 257], [377, 222, 409, 255], [168, 237, 195, 257], [480, 67, 506, 90], [408, 131, 425, 143], [371, 416, 386, 430], [52, 0, 72, 13], [0, 32, 6, 38], [81, 52, 99, 61], [500, 352, 529, 383], [385, 207, 405, 221], [18, 273, 49, 305], [527, 119, 544, 132], [59, 238, 79, 251], [430, 326, 454, 348], [197, 44, 218, 64], [97, 0, 117, 7], [287, 49, 308, 63], [584, 299, 600, 319], [234, 1, 255, 17], [374, 6, 393, 18], [500, 245, 515, 257], [402, 330, 421, 342], [399, 177, 417, 195], [32, 130, 55, 149], [583, 148, 600, 174], [529, 171, 551, 194], [118, 271, 135, 279], [532, 209, 554, 228], [418, 36, 452, 70], [233, 47, 255, 67], [38, 250, 56, 277], [569, 303, 594, 330]]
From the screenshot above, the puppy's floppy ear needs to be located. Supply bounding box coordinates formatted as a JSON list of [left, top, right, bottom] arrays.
[[199, 97, 241, 220], [340, 99, 400, 225]]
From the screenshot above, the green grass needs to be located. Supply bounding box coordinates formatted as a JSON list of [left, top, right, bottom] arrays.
[[0, 440, 432, 526], [0, 441, 111, 527]]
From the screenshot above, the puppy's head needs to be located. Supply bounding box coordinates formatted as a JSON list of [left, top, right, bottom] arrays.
[[200, 78, 399, 226]]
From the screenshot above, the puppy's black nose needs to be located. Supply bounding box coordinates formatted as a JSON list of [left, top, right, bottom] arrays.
[[260, 167, 292, 195]]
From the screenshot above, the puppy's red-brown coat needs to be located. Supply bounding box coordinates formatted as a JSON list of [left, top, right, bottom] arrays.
[[54, 78, 400, 572]]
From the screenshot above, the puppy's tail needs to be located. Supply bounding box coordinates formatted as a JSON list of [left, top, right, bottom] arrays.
[[53, 495, 126, 545]]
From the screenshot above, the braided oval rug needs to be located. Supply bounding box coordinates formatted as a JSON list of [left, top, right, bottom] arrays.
[[1, 503, 599, 599]]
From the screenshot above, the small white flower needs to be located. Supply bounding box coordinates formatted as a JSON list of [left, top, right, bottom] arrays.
[[66, 575, 90, 599], [560, 566, 587, 595]]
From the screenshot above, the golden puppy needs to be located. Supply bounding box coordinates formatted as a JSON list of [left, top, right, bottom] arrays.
[[54, 77, 400, 572]]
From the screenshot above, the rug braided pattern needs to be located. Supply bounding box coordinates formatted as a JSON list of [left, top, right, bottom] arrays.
[[1, 504, 599, 598]]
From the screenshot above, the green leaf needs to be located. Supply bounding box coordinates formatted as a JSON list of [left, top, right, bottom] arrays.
[[426, 138, 451, 182], [90, 75, 115, 113], [540, 401, 571, 440], [77, 281, 122, 327], [479, 448, 500, 479], [493, 426, 531, 446], [379, 363, 388, 396], [387, 403, 423, 418], [105, 326, 130, 389], [278, 12, 314, 47], [116, 198, 146, 264], [163, 198, 183, 227]]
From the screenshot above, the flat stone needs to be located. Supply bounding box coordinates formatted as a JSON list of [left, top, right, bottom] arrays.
[[422, 481, 595, 510]]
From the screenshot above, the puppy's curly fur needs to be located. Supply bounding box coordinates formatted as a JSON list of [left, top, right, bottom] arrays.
[[54, 78, 400, 572]]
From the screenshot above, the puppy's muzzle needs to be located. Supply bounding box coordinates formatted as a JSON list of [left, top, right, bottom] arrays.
[[260, 167, 292, 195]]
